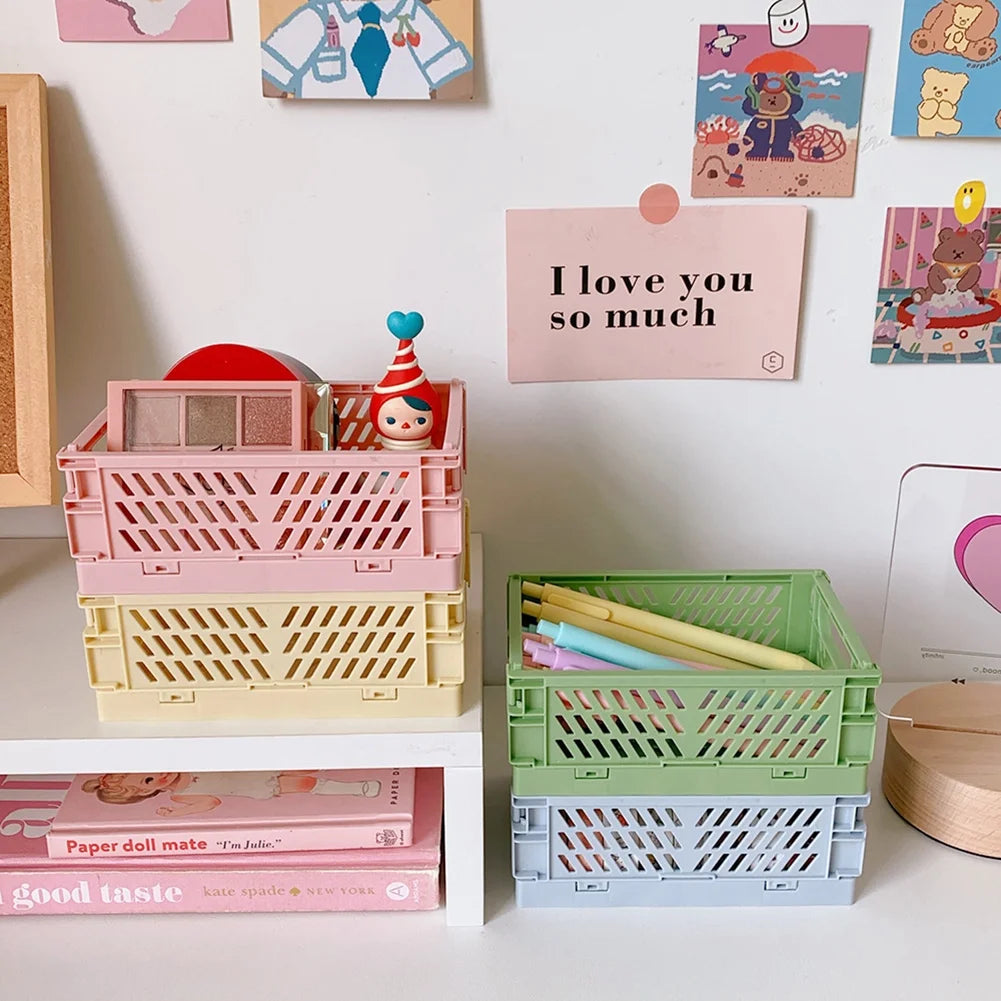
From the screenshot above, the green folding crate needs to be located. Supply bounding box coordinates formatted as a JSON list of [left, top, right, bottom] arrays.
[[508, 571, 880, 797]]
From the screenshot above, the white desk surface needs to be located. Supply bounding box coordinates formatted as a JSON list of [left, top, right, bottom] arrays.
[[3, 682, 1001, 1000]]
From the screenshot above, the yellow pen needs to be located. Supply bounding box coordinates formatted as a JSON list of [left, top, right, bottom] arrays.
[[521, 598, 756, 672], [523, 581, 819, 672]]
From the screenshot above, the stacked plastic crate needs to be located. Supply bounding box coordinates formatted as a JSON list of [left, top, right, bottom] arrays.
[[507, 571, 881, 907], [57, 347, 468, 723]]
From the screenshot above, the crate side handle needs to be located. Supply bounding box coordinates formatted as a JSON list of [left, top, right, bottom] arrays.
[[440, 380, 465, 454], [65, 410, 110, 454], [507, 574, 526, 673], [813, 574, 877, 672]]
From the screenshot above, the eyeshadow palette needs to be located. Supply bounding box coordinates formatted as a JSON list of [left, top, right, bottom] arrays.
[[107, 382, 310, 453]]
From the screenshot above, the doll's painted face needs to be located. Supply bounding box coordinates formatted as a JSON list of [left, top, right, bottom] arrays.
[[377, 396, 434, 442]]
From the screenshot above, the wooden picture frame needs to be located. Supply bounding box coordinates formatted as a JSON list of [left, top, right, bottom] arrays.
[[0, 75, 56, 508]]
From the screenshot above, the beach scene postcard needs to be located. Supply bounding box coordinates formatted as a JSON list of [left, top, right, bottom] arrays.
[[692, 22, 870, 198]]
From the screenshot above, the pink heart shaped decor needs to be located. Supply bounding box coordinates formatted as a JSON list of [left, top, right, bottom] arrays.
[[955, 516, 1001, 614]]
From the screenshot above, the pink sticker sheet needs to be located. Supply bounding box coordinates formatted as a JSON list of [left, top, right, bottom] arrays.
[[506, 197, 808, 383], [56, 0, 231, 42]]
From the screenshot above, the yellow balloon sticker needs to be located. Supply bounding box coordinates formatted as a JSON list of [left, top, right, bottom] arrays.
[[955, 180, 987, 227]]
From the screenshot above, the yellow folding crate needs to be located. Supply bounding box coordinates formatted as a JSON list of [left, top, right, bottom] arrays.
[[81, 586, 465, 721]]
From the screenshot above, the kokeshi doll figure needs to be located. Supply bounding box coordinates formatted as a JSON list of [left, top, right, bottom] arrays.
[[370, 311, 443, 451]]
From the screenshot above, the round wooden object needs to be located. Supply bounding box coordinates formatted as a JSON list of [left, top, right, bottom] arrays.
[[883, 683, 1001, 858]]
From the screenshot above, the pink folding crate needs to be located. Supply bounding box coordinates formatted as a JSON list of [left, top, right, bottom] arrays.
[[58, 381, 466, 595]]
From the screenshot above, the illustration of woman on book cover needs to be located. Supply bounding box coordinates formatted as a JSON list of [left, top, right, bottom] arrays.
[[81, 772, 382, 818]]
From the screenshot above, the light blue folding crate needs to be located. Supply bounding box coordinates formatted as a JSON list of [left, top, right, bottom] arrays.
[[512, 792, 868, 908]]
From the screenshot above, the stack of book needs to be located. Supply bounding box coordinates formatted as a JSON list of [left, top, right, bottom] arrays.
[[0, 768, 442, 915]]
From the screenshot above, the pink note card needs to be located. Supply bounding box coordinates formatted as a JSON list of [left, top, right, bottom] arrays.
[[506, 204, 808, 383], [56, 0, 231, 42]]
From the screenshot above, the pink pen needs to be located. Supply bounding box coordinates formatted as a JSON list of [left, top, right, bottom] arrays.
[[524, 638, 629, 672], [523, 638, 678, 723], [521, 633, 549, 669]]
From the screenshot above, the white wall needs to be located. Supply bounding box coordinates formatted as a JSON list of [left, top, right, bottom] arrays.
[[1, 0, 996, 682]]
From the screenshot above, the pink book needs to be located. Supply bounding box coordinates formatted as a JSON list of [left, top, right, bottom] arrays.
[[46, 769, 415, 860], [0, 771, 441, 915]]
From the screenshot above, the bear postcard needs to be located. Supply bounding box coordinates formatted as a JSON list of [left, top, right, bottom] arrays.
[[873, 200, 1001, 364], [692, 21, 870, 198], [893, 1, 1001, 137]]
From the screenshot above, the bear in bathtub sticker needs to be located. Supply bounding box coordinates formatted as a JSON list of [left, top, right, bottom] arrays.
[[873, 196, 1001, 364], [692, 18, 870, 198], [893, 1, 1001, 137]]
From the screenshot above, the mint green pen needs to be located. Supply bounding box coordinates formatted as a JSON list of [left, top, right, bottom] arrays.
[[537, 620, 698, 672]]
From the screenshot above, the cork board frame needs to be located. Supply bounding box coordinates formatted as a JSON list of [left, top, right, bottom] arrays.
[[0, 75, 56, 508]]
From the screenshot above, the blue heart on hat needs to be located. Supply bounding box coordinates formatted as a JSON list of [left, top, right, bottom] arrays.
[[387, 311, 425, 340]]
